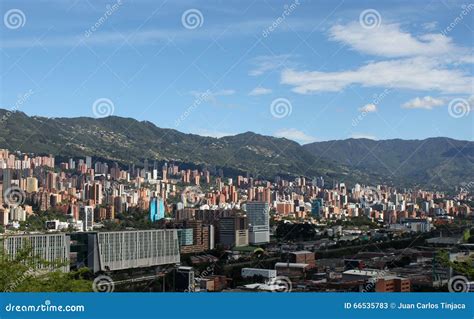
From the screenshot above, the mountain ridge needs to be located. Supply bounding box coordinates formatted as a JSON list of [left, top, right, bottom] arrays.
[[303, 137, 474, 189], [0, 109, 472, 189]]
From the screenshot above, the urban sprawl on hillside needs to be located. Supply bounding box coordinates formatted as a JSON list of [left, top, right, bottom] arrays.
[[1, 148, 473, 293]]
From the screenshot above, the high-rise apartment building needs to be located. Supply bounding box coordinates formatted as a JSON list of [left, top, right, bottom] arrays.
[[80, 205, 94, 231], [311, 198, 323, 217], [149, 197, 165, 222], [26, 176, 38, 193], [219, 216, 249, 247], [85, 156, 92, 169], [245, 201, 270, 244]]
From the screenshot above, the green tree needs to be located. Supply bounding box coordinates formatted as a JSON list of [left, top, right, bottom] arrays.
[[0, 240, 92, 292], [437, 250, 474, 280]]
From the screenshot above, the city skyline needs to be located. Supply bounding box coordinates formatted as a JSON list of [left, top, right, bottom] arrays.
[[0, 145, 472, 294], [1, 0, 473, 144], [0, 0, 473, 314]]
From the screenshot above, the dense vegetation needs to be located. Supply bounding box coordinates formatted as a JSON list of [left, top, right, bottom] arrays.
[[0, 241, 92, 292], [437, 250, 474, 280], [303, 137, 474, 189], [1, 109, 472, 189]]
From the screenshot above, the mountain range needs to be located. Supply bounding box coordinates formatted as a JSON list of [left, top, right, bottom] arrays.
[[303, 138, 474, 190], [0, 109, 472, 190]]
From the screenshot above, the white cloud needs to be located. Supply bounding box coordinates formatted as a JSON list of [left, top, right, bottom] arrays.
[[329, 22, 467, 60], [249, 54, 295, 76], [350, 133, 377, 140], [248, 87, 272, 96], [0, 19, 308, 49], [211, 89, 235, 96], [190, 89, 235, 97], [359, 104, 377, 113], [281, 57, 472, 94], [274, 128, 317, 144], [402, 96, 445, 110], [422, 22, 438, 32], [280, 20, 473, 96]]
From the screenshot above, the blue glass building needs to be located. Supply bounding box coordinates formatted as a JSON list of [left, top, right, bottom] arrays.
[[311, 198, 323, 218], [150, 197, 165, 222]]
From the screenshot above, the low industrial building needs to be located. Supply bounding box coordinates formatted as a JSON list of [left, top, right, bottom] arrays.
[[242, 268, 277, 279], [3, 233, 70, 272], [71, 229, 180, 273]]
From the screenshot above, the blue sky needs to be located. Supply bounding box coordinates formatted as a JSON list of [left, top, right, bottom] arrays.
[[0, 0, 473, 143]]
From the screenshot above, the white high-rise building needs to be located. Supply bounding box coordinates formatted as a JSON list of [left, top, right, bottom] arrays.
[[80, 205, 94, 231], [245, 201, 270, 244], [9, 206, 26, 222], [86, 156, 92, 169]]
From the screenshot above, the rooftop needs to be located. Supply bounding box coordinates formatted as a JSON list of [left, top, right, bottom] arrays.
[[275, 262, 310, 269]]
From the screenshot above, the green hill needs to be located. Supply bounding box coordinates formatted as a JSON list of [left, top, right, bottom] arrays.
[[1, 109, 471, 190]]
